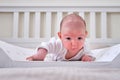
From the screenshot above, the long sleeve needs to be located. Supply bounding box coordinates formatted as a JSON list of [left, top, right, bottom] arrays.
[[36, 37, 64, 54]]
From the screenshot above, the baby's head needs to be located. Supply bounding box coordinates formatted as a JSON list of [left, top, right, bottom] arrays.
[[60, 14, 86, 31], [58, 14, 87, 55]]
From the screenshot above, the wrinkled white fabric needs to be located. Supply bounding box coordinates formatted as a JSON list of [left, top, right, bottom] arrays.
[[92, 44, 120, 62]]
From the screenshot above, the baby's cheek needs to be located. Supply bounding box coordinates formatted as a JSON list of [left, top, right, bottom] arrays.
[[78, 42, 84, 48], [63, 42, 71, 49], [65, 44, 71, 50]]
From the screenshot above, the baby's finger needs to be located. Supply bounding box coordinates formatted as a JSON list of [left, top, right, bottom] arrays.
[[26, 56, 33, 61]]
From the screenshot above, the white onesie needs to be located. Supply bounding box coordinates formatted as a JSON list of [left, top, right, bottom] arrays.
[[36, 37, 92, 61]]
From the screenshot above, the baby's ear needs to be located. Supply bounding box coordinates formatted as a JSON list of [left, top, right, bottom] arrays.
[[58, 32, 61, 39]]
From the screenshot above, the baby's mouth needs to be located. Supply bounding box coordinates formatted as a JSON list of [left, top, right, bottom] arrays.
[[71, 48, 78, 50]]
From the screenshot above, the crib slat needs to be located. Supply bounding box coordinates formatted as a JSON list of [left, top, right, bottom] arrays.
[[45, 12, 51, 38], [35, 12, 40, 39], [79, 12, 85, 19], [13, 12, 19, 38], [24, 12, 30, 39], [90, 12, 96, 39], [101, 12, 107, 39], [68, 12, 73, 14], [56, 12, 62, 35]]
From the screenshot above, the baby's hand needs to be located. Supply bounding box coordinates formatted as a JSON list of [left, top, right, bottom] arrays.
[[26, 48, 47, 61], [26, 54, 42, 61], [80, 54, 95, 62]]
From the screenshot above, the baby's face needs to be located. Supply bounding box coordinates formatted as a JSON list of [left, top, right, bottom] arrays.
[[58, 19, 87, 55]]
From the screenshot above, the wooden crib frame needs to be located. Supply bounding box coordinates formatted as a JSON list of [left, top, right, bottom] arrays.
[[0, 6, 120, 48]]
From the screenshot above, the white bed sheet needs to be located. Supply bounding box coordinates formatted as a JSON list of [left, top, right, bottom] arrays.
[[0, 41, 120, 80], [91, 44, 120, 62], [0, 40, 120, 68], [0, 67, 120, 80], [1, 40, 120, 62]]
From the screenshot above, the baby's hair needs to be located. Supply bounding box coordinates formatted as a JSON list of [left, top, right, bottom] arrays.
[[60, 13, 86, 31]]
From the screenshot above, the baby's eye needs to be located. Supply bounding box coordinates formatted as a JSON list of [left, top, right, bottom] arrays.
[[78, 37, 82, 40], [66, 37, 71, 40]]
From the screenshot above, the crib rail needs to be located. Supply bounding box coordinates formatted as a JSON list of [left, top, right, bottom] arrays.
[[0, 6, 120, 48]]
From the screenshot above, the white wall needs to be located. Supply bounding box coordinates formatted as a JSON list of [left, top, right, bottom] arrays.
[[0, 0, 120, 6]]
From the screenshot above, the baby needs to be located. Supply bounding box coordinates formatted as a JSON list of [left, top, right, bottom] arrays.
[[26, 13, 95, 61]]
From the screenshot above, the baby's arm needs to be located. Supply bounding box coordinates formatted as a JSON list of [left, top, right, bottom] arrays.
[[26, 48, 47, 61], [80, 54, 96, 61]]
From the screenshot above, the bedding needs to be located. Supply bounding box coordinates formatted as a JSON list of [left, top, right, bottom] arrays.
[[0, 40, 120, 68], [0, 40, 120, 62], [0, 67, 120, 80]]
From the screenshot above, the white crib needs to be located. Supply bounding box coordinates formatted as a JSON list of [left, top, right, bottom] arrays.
[[0, 5, 120, 80], [0, 6, 120, 48]]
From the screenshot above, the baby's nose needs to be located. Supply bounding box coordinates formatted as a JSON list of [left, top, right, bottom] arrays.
[[71, 40, 78, 48]]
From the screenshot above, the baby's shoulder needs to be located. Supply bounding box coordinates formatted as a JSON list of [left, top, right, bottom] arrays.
[[50, 37, 61, 42], [48, 37, 62, 46]]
